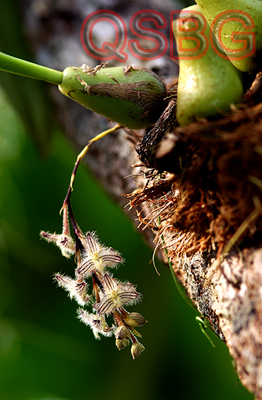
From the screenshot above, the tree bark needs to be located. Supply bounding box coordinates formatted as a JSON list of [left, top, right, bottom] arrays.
[[18, 0, 262, 398]]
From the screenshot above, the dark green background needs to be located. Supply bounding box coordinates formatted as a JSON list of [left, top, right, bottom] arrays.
[[0, 0, 254, 398]]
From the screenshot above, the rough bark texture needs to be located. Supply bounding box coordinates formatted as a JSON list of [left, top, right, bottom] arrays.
[[175, 247, 262, 398], [18, 0, 262, 398]]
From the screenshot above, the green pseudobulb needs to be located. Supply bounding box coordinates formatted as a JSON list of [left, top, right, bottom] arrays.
[[195, 0, 262, 72], [59, 64, 166, 129], [174, 5, 243, 126]]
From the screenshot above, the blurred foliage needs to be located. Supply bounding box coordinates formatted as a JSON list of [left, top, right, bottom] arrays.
[[0, 86, 253, 400], [0, 0, 55, 155], [0, 0, 254, 398]]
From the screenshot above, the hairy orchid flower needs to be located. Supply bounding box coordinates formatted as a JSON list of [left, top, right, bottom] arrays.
[[96, 273, 140, 315], [76, 232, 122, 277], [54, 273, 89, 306], [77, 309, 114, 339]]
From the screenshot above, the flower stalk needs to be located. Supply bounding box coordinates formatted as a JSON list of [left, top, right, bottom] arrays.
[[41, 191, 147, 359], [0, 51, 63, 84]]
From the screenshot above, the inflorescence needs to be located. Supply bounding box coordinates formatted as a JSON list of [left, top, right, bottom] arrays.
[[40, 198, 146, 359]]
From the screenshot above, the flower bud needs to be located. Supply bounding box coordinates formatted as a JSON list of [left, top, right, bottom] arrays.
[[131, 341, 145, 359], [115, 338, 129, 350], [124, 312, 147, 327], [59, 64, 166, 129], [115, 326, 130, 340]]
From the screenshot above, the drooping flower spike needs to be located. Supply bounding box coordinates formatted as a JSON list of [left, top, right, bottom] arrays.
[[41, 194, 146, 359]]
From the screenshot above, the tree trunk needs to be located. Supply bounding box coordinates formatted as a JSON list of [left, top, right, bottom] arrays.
[[18, 0, 262, 398]]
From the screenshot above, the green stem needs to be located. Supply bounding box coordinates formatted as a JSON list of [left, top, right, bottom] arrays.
[[196, 317, 215, 348], [0, 52, 63, 85]]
